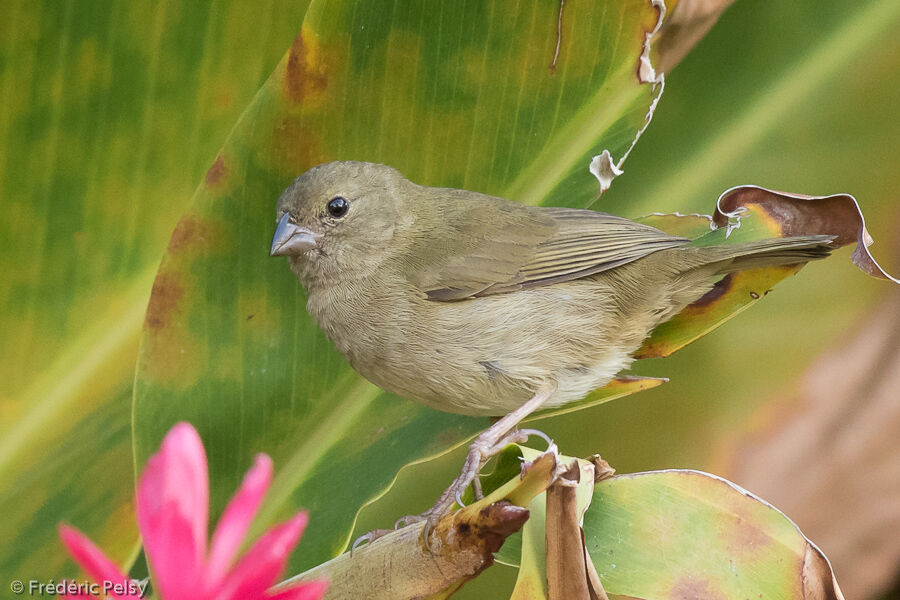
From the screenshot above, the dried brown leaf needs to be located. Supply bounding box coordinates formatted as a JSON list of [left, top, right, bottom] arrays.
[[802, 543, 846, 600], [546, 460, 590, 600], [588, 455, 616, 482]]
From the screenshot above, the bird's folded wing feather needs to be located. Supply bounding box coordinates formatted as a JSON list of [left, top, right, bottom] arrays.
[[404, 194, 688, 301]]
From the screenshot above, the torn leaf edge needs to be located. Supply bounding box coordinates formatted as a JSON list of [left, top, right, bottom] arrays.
[[589, 0, 667, 201]]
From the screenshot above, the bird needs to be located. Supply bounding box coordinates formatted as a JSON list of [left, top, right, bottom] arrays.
[[270, 160, 834, 535]]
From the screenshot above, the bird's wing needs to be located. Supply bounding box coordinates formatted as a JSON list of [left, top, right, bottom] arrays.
[[479, 207, 689, 296], [405, 195, 688, 301]]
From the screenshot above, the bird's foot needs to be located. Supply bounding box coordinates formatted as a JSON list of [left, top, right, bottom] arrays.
[[419, 427, 555, 549], [353, 427, 554, 554]]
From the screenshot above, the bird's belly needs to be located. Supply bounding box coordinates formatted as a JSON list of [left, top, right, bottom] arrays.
[[310, 279, 644, 417]]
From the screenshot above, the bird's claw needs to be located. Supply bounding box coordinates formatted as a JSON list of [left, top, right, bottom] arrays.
[[393, 514, 425, 529], [516, 428, 555, 451], [350, 528, 394, 553], [419, 427, 555, 550]]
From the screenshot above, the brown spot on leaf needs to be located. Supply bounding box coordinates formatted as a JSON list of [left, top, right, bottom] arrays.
[[691, 273, 735, 308], [284, 27, 328, 104], [167, 216, 207, 253], [729, 514, 771, 556], [669, 575, 727, 600], [205, 155, 227, 187], [750, 291, 760, 299], [145, 273, 184, 330]]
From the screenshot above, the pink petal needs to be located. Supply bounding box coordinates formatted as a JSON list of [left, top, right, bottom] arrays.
[[136, 423, 209, 600], [266, 579, 328, 600], [206, 454, 273, 585], [213, 512, 308, 600], [58, 525, 141, 600]]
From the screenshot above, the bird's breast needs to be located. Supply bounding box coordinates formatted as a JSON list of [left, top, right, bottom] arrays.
[[303, 275, 410, 369], [304, 274, 645, 415]]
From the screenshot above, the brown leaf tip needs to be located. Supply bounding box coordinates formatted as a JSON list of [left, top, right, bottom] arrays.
[[801, 543, 845, 600], [436, 501, 529, 559]]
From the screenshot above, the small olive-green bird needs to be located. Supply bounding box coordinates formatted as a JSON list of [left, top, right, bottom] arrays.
[[270, 160, 832, 528]]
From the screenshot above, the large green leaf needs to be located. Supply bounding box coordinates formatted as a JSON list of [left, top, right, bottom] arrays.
[[0, 0, 310, 581], [133, 0, 670, 573]]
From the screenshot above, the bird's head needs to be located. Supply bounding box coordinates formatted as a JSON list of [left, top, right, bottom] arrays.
[[271, 161, 414, 286]]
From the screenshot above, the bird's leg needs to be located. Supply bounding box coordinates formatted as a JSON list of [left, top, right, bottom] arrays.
[[414, 388, 554, 542]]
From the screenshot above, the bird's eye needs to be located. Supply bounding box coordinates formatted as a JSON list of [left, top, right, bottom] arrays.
[[326, 196, 350, 218]]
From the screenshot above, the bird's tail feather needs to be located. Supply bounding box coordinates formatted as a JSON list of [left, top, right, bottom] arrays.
[[694, 235, 836, 274]]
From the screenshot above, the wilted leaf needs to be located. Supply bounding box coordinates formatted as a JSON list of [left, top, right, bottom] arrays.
[[544, 460, 599, 600], [712, 186, 899, 283], [133, 0, 674, 573], [584, 470, 844, 600]]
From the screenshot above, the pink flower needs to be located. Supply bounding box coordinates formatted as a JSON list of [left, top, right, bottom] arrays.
[[60, 423, 327, 600]]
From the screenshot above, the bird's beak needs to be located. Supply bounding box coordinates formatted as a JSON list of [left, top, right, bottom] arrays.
[[270, 212, 320, 256]]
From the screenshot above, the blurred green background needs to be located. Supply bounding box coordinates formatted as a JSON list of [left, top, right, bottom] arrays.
[[1, 0, 897, 597]]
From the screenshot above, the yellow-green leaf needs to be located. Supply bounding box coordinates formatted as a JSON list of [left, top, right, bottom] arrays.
[[585, 470, 843, 599]]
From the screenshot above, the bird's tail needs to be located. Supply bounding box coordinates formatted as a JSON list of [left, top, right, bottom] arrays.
[[690, 234, 836, 274], [613, 234, 836, 329], [706, 235, 834, 274]]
